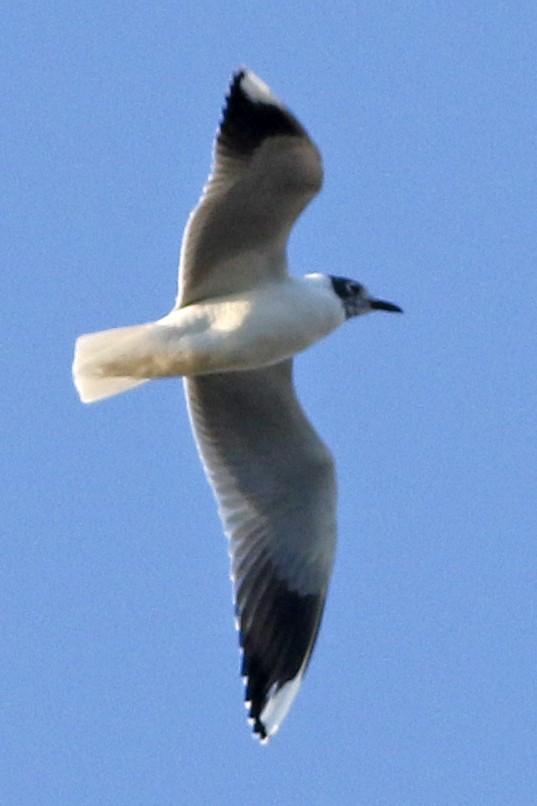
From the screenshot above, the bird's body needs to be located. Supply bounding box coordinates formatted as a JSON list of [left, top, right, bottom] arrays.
[[73, 68, 401, 741], [74, 274, 344, 398]]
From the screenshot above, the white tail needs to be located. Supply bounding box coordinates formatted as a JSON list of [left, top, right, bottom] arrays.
[[73, 324, 153, 404]]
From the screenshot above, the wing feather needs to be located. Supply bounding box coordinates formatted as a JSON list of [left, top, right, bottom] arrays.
[[184, 361, 336, 739], [177, 70, 323, 307]]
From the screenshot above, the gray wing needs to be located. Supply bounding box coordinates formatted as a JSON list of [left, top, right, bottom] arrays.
[[184, 361, 337, 740], [176, 69, 323, 307]]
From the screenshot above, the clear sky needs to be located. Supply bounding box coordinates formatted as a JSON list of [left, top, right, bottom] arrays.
[[3, 2, 537, 804]]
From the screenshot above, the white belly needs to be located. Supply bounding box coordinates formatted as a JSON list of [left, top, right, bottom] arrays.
[[74, 276, 345, 394], [156, 278, 345, 377]]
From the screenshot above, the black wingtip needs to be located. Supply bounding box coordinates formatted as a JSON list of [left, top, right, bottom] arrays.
[[237, 572, 324, 742], [218, 68, 306, 156], [252, 715, 268, 742]]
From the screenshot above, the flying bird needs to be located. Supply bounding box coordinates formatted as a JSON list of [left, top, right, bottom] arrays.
[[73, 69, 402, 742]]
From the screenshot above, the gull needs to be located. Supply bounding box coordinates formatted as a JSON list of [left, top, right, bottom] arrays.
[[72, 68, 402, 742]]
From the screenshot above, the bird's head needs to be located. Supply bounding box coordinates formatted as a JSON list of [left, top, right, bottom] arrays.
[[329, 275, 403, 319]]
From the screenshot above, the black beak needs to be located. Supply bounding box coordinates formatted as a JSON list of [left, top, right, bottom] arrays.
[[370, 298, 403, 313]]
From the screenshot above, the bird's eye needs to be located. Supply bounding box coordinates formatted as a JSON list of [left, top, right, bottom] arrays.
[[346, 281, 362, 296], [330, 276, 366, 301]]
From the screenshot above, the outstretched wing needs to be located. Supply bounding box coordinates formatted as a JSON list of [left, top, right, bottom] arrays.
[[185, 361, 337, 740], [176, 69, 323, 307]]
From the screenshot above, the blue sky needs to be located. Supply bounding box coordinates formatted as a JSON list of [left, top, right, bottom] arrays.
[[3, 2, 537, 804]]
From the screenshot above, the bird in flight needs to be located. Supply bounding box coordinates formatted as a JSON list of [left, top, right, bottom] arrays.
[[73, 68, 402, 742]]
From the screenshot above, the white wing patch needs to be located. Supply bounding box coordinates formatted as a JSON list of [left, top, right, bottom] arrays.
[[240, 70, 284, 107]]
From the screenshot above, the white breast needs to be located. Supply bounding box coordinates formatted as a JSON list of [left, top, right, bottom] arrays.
[[157, 275, 345, 377]]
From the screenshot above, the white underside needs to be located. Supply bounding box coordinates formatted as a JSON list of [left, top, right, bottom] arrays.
[[73, 276, 344, 404]]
